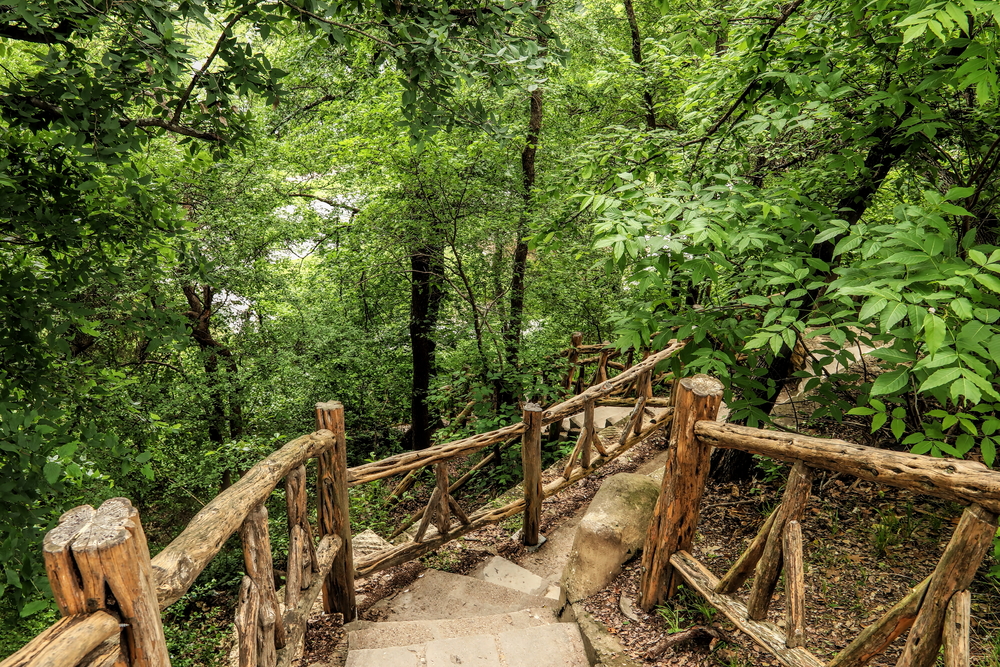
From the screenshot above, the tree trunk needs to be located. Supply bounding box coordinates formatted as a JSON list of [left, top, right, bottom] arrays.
[[623, 0, 657, 130], [409, 244, 445, 450], [183, 284, 243, 446]]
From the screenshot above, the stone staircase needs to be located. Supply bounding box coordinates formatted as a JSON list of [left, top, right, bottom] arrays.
[[344, 557, 591, 666]]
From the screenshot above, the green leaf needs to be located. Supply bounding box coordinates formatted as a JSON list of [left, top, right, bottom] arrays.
[[951, 298, 973, 319], [859, 297, 888, 322], [920, 367, 961, 391], [19, 599, 50, 618], [891, 418, 905, 439], [872, 412, 888, 431], [43, 461, 62, 485], [871, 368, 909, 396], [951, 377, 982, 404], [881, 301, 908, 332], [974, 272, 1000, 293], [902, 22, 927, 43], [924, 314, 946, 356], [982, 436, 996, 467]]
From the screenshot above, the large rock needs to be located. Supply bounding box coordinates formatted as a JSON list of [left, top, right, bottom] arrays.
[[560, 473, 659, 602]]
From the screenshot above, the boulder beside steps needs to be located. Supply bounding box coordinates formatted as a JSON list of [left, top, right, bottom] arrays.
[[346, 557, 590, 666]]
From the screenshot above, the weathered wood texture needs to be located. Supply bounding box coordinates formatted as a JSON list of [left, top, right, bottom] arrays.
[[284, 465, 313, 610], [236, 576, 260, 667], [354, 409, 673, 577], [345, 340, 686, 486], [414, 486, 442, 543], [152, 430, 334, 609], [0, 611, 120, 667], [669, 551, 823, 667], [276, 535, 340, 667], [315, 401, 356, 621], [42, 498, 170, 667], [896, 504, 997, 667], [827, 575, 931, 667], [522, 403, 544, 546], [694, 422, 1000, 513], [594, 397, 672, 408], [747, 462, 813, 620], [782, 520, 805, 648], [238, 504, 286, 651], [942, 589, 971, 667], [716, 509, 777, 594], [639, 375, 724, 610], [434, 462, 452, 536]]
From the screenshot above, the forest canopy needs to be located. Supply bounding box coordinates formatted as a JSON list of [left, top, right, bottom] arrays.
[[3, 0, 1000, 649]]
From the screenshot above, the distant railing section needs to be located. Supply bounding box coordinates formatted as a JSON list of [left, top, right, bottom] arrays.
[[0, 336, 685, 667], [639, 375, 1000, 667]]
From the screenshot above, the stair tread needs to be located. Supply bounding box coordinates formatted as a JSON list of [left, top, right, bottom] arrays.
[[346, 625, 590, 667], [348, 607, 558, 650], [367, 568, 558, 622], [472, 555, 561, 600]]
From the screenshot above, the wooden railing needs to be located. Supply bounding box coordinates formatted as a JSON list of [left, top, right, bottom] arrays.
[[0, 336, 684, 667], [639, 375, 999, 667]]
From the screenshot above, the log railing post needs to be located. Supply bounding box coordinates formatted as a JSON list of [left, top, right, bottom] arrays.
[[238, 502, 286, 666], [284, 465, 314, 610], [942, 589, 971, 667], [896, 504, 996, 667], [638, 375, 723, 611], [521, 403, 544, 547], [783, 520, 805, 648], [42, 498, 171, 667], [315, 401, 356, 621]]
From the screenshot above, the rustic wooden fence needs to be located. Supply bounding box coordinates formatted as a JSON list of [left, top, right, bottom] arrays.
[[640, 374, 998, 667], [0, 336, 682, 667]]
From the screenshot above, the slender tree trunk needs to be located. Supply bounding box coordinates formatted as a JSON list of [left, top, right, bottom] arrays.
[[183, 284, 243, 446], [623, 0, 657, 130], [498, 87, 543, 408], [409, 244, 445, 450]]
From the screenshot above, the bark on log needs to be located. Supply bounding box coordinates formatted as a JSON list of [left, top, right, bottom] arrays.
[[257, 593, 276, 667], [42, 498, 170, 667], [783, 520, 805, 648], [694, 422, 1000, 513], [433, 462, 452, 537], [414, 487, 442, 543], [668, 551, 823, 667], [236, 576, 260, 667], [315, 401, 356, 621], [564, 332, 583, 391], [582, 399, 595, 469], [284, 466, 316, 586], [639, 375, 724, 610], [716, 509, 777, 594], [239, 504, 286, 649], [354, 410, 673, 577], [0, 611, 120, 667], [748, 463, 813, 621], [522, 403, 544, 547], [942, 589, 970, 667], [286, 525, 304, 610], [595, 397, 671, 408], [276, 536, 340, 667], [827, 575, 931, 667], [152, 430, 334, 609], [896, 504, 997, 667]]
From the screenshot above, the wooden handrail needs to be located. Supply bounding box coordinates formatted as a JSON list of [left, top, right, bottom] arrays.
[[0, 612, 120, 667], [694, 421, 1000, 513]]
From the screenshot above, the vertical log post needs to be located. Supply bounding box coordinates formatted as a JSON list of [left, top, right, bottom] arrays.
[[315, 401, 356, 621], [942, 590, 971, 667], [433, 462, 452, 536], [639, 375, 724, 610], [42, 498, 171, 667], [593, 347, 611, 385], [522, 403, 544, 547], [581, 398, 595, 468], [896, 504, 997, 667], [239, 503, 286, 657], [565, 331, 583, 391], [634, 370, 652, 436], [236, 576, 260, 667], [783, 520, 806, 648], [747, 462, 813, 620], [284, 465, 313, 610]]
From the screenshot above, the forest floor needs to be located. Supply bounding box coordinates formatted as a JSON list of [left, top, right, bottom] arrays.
[[296, 411, 1000, 667]]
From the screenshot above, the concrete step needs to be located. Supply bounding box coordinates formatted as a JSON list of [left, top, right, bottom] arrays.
[[346, 623, 590, 667], [347, 607, 559, 650], [472, 555, 561, 600], [367, 568, 558, 622]]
